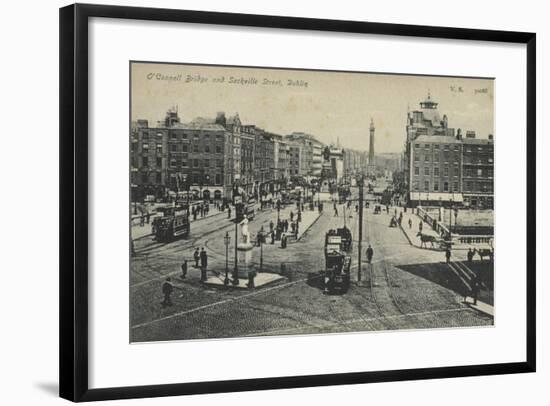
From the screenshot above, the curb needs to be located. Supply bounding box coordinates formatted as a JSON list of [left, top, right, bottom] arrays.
[[296, 211, 323, 242]]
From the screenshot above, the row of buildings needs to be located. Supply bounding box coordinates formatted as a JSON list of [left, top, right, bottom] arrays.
[[402, 94, 494, 209], [131, 108, 370, 202]]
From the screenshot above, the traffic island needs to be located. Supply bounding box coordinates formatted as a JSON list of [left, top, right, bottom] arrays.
[[202, 272, 286, 289]]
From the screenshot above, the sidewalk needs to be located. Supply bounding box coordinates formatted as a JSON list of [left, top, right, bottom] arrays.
[[463, 297, 494, 317], [399, 210, 440, 248]]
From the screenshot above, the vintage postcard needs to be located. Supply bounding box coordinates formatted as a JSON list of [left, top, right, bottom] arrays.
[[130, 62, 494, 342]]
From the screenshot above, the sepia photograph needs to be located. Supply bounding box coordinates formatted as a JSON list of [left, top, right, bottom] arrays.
[[129, 61, 495, 343]]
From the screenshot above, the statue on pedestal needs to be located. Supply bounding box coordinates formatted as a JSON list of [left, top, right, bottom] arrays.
[[239, 215, 251, 245]]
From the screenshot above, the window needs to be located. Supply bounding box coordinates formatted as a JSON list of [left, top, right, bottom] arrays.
[[443, 167, 449, 177], [205, 145, 210, 153], [170, 133, 177, 140], [434, 167, 439, 176], [443, 182, 449, 192], [425, 155, 430, 162], [434, 153, 439, 162], [424, 167, 430, 175], [182, 133, 188, 139], [414, 166, 420, 175], [193, 145, 199, 153], [465, 181, 471, 191], [194, 133, 199, 139], [141, 172, 148, 183], [156, 157, 162, 167], [182, 144, 188, 152], [170, 159, 176, 168], [434, 182, 439, 191], [156, 143, 162, 154], [193, 159, 199, 168], [424, 144, 430, 149], [454, 163, 459, 177], [204, 159, 209, 168], [434, 144, 440, 150], [181, 160, 188, 168], [488, 169, 493, 178], [141, 131, 149, 139], [453, 181, 459, 191], [142, 143, 149, 153], [216, 145, 222, 154], [424, 181, 430, 191], [217, 159, 223, 168], [414, 154, 419, 162], [215, 173, 222, 185], [131, 142, 137, 153], [170, 144, 177, 152], [414, 143, 420, 148], [142, 156, 148, 167], [454, 145, 460, 151], [156, 172, 162, 183], [443, 144, 449, 151]]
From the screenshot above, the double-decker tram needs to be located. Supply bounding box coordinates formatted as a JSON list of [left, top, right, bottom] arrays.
[[152, 206, 190, 242]]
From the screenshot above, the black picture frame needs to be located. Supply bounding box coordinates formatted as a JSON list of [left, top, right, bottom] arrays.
[[59, 3, 536, 402]]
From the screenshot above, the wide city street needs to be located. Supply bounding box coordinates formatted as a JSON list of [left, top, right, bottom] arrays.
[[130, 193, 493, 342]]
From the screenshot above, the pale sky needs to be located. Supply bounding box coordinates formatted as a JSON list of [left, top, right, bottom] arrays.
[[131, 62, 494, 153]]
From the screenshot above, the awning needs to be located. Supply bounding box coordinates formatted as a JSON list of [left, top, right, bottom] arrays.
[[409, 192, 464, 202]]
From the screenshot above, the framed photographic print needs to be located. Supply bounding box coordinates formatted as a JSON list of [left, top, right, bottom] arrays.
[[59, 3, 536, 402]]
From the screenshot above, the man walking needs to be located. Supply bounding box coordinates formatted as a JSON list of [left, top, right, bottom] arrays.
[[366, 244, 374, 264], [334, 204, 338, 217], [408, 218, 412, 229], [467, 248, 474, 264], [471, 272, 482, 305], [161, 277, 174, 307], [200, 247, 208, 282], [193, 248, 200, 268], [181, 259, 188, 279], [445, 247, 452, 264]]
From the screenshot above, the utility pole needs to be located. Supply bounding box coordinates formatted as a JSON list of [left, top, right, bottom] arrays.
[[358, 175, 364, 283]]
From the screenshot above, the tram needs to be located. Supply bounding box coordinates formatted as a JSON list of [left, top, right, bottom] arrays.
[[152, 206, 190, 242]]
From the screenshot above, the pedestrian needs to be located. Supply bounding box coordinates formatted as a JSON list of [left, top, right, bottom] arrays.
[[269, 220, 274, 233], [445, 247, 451, 264], [270, 230, 275, 244], [290, 211, 294, 222], [366, 244, 374, 264], [161, 277, 174, 307], [408, 218, 412, 229], [146, 211, 151, 224], [193, 248, 200, 268], [200, 247, 208, 270], [334, 206, 338, 217], [200, 248, 208, 282], [471, 272, 482, 305], [419, 221, 423, 232], [181, 259, 188, 279], [140, 214, 144, 227], [297, 211, 302, 222], [228, 206, 232, 219], [467, 248, 474, 264]]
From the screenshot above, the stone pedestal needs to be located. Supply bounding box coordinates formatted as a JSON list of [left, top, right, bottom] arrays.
[[237, 242, 255, 278]]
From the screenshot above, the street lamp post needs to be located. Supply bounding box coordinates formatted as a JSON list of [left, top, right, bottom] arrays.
[[232, 182, 240, 286], [259, 225, 265, 273], [224, 232, 230, 285]]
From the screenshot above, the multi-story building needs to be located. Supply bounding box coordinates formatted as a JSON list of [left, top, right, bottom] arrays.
[[404, 94, 494, 209], [287, 142, 302, 177], [461, 133, 494, 208], [131, 108, 233, 201]]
